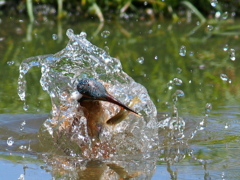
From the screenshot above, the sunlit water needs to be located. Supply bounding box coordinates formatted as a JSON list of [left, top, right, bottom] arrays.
[[1, 16, 240, 179]]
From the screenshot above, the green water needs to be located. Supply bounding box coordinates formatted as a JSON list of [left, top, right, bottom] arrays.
[[1, 16, 240, 179]]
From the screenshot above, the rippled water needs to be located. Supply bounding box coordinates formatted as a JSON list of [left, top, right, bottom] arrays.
[[1, 16, 240, 179]]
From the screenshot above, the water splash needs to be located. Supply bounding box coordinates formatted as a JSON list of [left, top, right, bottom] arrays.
[[18, 29, 158, 158]]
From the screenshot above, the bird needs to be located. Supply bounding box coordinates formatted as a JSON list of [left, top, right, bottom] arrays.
[[77, 78, 138, 115], [76, 78, 139, 139]]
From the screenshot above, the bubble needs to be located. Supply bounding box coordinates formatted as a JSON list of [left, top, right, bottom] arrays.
[[7, 61, 15, 66], [229, 49, 236, 61], [207, 25, 214, 31], [220, 73, 228, 81], [173, 78, 182, 85], [137, 57, 144, 64], [179, 45, 186, 56], [223, 44, 228, 51], [7, 137, 14, 146], [52, 34, 58, 40], [101, 30, 110, 38], [210, 0, 218, 7]]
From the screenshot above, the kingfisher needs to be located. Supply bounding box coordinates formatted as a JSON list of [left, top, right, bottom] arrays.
[[76, 78, 139, 139]]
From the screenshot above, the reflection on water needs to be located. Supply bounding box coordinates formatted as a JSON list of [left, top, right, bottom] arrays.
[[1, 16, 240, 179]]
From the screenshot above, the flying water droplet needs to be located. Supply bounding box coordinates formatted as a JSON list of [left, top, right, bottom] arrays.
[[210, 0, 218, 7], [189, 51, 194, 56], [7, 61, 15, 66], [224, 123, 229, 129], [20, 121, 26, 131], [79, 32, 87, 38], [215, 11, 221, 19], [101, 30, 110, 38], [173, 78, 183, 85], [7, 137, 14, 146], [176, 68, 182, 73], [175, 90, 184, 97], [207, 25, 214, 31], [220, 73, 228, 81], [222, 11, 228, 19], [223, 44, 228, 51], [229, 49, 236, 61], [18, 174, 24, 180], [23, 103, 29, 111], [52, 34, 58, 40], [137, 57, 144, 64], [154, 56, 158, 60], [205, 103, 212, 117], [179, 46, 186, 56], [167, 80, 173, 90]]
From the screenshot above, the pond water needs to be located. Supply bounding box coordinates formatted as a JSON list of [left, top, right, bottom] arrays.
[[1, 15, 240, 179]]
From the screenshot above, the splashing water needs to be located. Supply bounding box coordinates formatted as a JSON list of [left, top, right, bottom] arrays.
[[18, 29, 158, 158]]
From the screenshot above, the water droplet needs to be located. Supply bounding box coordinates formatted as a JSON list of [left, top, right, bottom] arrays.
[[79, 32, 87, 38], [175, 90, 184, 97], [23, 103, 29, 111], [207, 25, 214, 31], [173, 78, 182, 85], [189, 51, 194, 56], [215, 11, 221, 19], [177, 68, 182, 73], [101, 30, 110, 38], [52, 34, 58, 40], [224, 123, 229, 129], [18, 174, 24, 180], [179, 46, 186, 56], [205, 103, 212, 115], [7, 137, 14, 146], [220, 73, 228, 81], [66, 29, 74, 39], [20, 121, 26, 131], [137, 57, 144, 64], [189, 80, 192, 83], [157, 24, 161, 29], [7, 61, 15, 66], [154, 56, 158, 60], [223, 44, 228, 51], [222, 11, 228, 19], [210, 0, 218, 7], [229, 49, 236, 61], [167, 80, 173, 90]]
